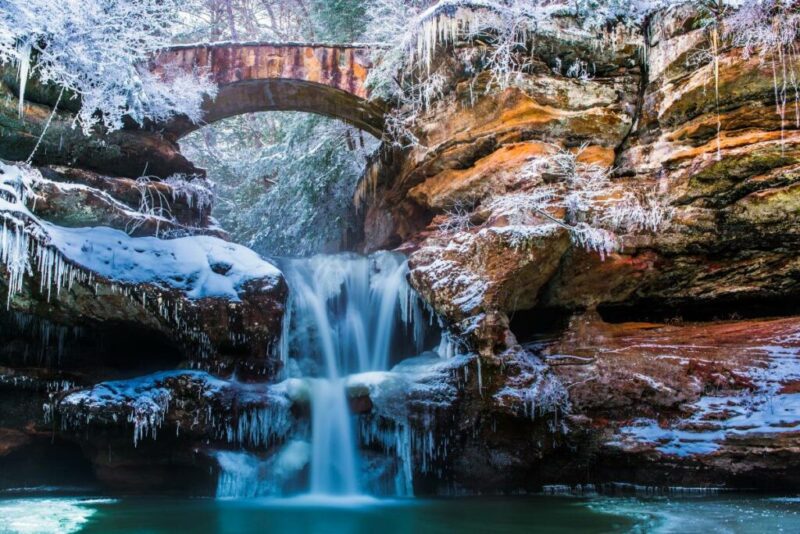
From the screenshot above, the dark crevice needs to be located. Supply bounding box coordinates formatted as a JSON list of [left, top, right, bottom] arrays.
[[0, 311, 184, 381], [612, 14, 650, 172], [598, 295, 800, 324], [0, 437, 97, 492], [509, 307, 575, 345]]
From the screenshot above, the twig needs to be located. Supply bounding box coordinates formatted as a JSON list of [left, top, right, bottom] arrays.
[[26, 87, 65, 164]]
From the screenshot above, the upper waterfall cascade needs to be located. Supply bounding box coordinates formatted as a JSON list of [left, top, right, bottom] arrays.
[[216, 252, 441, 499]]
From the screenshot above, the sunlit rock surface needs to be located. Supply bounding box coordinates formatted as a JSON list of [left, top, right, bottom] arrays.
[[360, 3, 800, 329], [349, 3, 800, 492]]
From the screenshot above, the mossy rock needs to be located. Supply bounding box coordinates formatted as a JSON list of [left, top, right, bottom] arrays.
[[727, 182, 800, 225], [684, 147, 800, 206]]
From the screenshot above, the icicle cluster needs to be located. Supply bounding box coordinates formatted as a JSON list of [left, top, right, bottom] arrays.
[[413, 1, 498, 74], [129, 389, 172, 447], [225, 402, 292, 448], [359, 412, 454, 495], [0, 162, 91, 308]]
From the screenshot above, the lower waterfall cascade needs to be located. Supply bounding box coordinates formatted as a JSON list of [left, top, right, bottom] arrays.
[[215, 252, 443, 499]]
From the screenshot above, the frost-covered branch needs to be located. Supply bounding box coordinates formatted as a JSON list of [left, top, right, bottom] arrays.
[[0, 0, 218, 134], [128, 177, 174, 236], [438, 199, 479, 232], [164, 174, 215, 213], [483, 146, 671, 259]]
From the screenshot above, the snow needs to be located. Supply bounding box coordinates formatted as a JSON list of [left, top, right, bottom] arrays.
[[482, 224, 560, 249], [0, 162, 281, 304], [364, 0, 656, 112], [43, 225, 280, 301], [481, 147, 669, 259], [416, 0, 502, 23], [412, 255, 488, 314], [614, 334, 800, 457]]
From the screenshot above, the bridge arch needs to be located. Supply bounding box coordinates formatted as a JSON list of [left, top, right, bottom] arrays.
[[151, 43, 386, 139]]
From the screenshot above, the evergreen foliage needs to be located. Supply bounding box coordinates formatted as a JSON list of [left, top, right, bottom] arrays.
[[183, 113, 377, 256]]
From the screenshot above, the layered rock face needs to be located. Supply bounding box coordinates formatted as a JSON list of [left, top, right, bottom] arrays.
[[4, 2, 800, 497], [353, 4, 800, 492], [0, 160, 287, 490]]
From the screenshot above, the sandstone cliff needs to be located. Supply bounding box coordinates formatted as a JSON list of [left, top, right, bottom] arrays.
[[3, 2, 800, 496]]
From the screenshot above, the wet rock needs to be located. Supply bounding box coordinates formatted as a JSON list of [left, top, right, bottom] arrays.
[[351, 5, 800, 493], [0, 428, 30, 457]]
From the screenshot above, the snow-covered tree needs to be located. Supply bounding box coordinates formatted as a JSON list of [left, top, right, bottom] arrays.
[[309, 0, 369, 42], [0, 0, 217, 134], [175, 0, 313, 42], [183, 112, 378, 256], [176, 1, 380, 256]]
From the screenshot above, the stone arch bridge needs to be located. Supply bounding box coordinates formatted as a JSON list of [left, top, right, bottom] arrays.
[[151, 42, 385, 139]]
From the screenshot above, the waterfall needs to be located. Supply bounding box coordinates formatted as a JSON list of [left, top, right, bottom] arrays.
[[309, 379, 359, 495], [281, 253, 425, 376], [280, 252, 427, 497], [214, 252, 435, 499], [214, 252, 445, 499]]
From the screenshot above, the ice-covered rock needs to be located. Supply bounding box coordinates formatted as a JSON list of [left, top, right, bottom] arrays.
[[0, 161, 287, 377]]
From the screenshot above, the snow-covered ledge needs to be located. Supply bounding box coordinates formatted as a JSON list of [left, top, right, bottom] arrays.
[[0, 161, 281, 306]]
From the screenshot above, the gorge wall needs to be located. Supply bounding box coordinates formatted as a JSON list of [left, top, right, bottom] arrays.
[[2, 2, 800, 495], [354, 3, 800, 490]]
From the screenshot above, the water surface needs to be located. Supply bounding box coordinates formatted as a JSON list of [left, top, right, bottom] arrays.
[[3, 494, 800, 533]]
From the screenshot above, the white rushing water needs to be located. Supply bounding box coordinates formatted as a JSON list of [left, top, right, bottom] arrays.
[[280, 252, 426, 376], [217, 252, 432, 499], [283, 252, 427, 497]]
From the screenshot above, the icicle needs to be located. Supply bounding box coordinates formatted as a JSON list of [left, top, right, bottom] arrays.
[[477, 356, 483, 396], [224, 403, 291, 448], [16, 40, 32, 119]]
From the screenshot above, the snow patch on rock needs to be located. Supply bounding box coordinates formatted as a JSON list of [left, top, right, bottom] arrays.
[[613, 332, 800, 457], [0, 161, 281, 304]]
